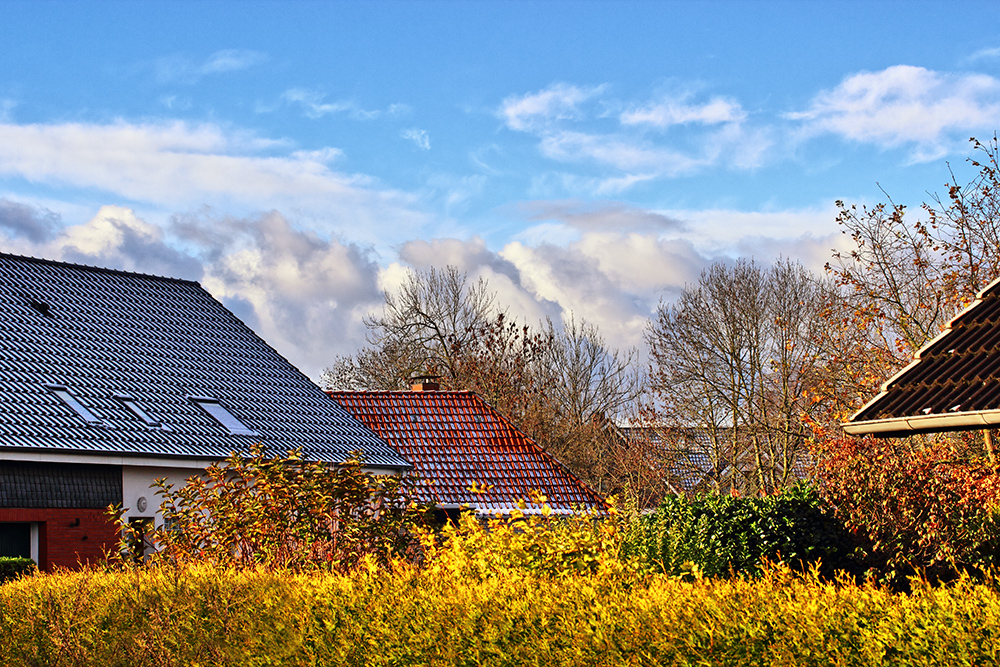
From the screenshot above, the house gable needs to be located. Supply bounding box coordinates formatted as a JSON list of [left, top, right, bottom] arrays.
[[844, 276, 1000, 436], [329, 388, 605, 514], [0, 252, 409, 469]]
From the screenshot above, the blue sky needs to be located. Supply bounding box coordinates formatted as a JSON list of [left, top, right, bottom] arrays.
[[3, 1, 1000, 378]]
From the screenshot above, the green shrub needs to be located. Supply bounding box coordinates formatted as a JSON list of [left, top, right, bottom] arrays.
[[624, 483, 856, 578], [0, 557, 35, 584]]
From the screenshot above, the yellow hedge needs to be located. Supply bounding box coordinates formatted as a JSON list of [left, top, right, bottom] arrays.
[[2, 561, 1000, 666]]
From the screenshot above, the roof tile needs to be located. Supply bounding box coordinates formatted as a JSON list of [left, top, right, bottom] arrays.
[[0, 253, 409, 468], [330, 390, 604, 513]]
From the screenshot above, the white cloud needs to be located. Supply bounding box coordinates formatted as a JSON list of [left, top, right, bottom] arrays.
[[968, 47, 1000, 62], [787, 65, 1000, 161], [498, 83, 772, 191], [0, 120, 429, 244], [500, 83, 605, 132], [280, 88, 409, 121], [402, 128, 431, 150], [539, 130, 704, 173], [177, 210, 383, 377], [154, 49, 267, 84], [621, 95, 746, 128], [0, 205, 203, 280]]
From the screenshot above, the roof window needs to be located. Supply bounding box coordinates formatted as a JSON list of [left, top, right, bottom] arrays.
[[113, 392, 168, 430], [28, 298, 52, 317], [46, 385, 104, 425], [188, 395, 258, 436]]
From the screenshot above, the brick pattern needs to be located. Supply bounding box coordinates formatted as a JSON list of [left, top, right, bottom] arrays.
[[330, 390, 605, 514], [0, 508, 118, 571]]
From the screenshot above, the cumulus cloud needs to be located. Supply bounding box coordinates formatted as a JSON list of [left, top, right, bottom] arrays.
[[401, 128, 431, 150], [388, 230, 717, 354], [171, 210, 383, 376], [153, 49, 267, 84], [0, 119, 429, 244], [0, 204, 202, 280], [0, 199, 61, 242], [787, 65, 1000, 161]]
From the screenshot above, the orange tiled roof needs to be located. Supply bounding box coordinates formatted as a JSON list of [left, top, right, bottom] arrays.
[[328, 389, 605, 514]]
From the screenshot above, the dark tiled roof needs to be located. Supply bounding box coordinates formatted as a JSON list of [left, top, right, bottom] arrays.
[[329, 390, 605, 513], [0, 253, 409, 468], [0, 461, 121, 508], [620, 426, 813, 494], [845, 277, 1000, 436]]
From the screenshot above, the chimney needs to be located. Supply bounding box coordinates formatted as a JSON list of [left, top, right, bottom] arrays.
[[410, 374, 440, 392]]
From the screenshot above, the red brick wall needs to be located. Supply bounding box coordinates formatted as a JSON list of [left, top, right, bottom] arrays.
[[0, 508, 119, 571]]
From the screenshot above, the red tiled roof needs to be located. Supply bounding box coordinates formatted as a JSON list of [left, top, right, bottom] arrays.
[[844, 276, 1000, 436], [328, 390, 605, 514]]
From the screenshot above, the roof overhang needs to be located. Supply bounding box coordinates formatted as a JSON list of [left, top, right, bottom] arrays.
[[843, 409, 1000, 437]]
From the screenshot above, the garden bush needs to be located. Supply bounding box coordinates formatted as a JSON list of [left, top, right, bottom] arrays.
[[816, 436, 1000, 588], [3, 559, 1000, 665], [0, 557, 35, 583], [110, 446, 433, 571], [624, 483, 856, 578]]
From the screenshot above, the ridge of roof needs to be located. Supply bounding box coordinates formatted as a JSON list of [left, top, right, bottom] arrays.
[[0, 251, 199, 287], [330, 388, 606, 512], [845, 278, 1000, 436], [0, 252, 411, 469]]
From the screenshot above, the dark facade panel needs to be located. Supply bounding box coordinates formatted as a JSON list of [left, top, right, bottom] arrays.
[[0, 461, 122, 508]]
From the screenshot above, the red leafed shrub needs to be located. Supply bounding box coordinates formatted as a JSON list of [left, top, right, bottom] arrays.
[[815, 435, 1000, 587]]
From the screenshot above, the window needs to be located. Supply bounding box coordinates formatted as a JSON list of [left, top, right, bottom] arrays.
[[188, 395, 258, 436], [45, 385, 104, 425], [113, 392, 167, 429], [0, 523, 30, 558]]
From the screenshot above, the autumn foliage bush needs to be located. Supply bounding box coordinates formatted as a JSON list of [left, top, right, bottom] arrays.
[[815, 435, 1000, 587], [112, 446, 432, 571]]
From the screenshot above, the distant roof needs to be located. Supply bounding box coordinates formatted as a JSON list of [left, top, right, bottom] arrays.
[[845, 276, 1000, 437], [329, 389, 605, 514], [0, 253, 409, 469]]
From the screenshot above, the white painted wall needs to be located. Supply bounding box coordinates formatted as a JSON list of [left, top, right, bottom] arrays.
[[122, 464, 209, 526]]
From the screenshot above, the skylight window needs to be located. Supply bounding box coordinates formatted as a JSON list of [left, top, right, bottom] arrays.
[[45, 385, 103, 425], [113, 392, 166, 429], [188, 395, 258, 436]]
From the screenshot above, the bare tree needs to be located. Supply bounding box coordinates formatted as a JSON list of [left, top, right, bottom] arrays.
[[819, 136, 1000, 424], [645, 258, 829, 494], [324, 266, 498, 390], [323, 266, 645, 496]]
